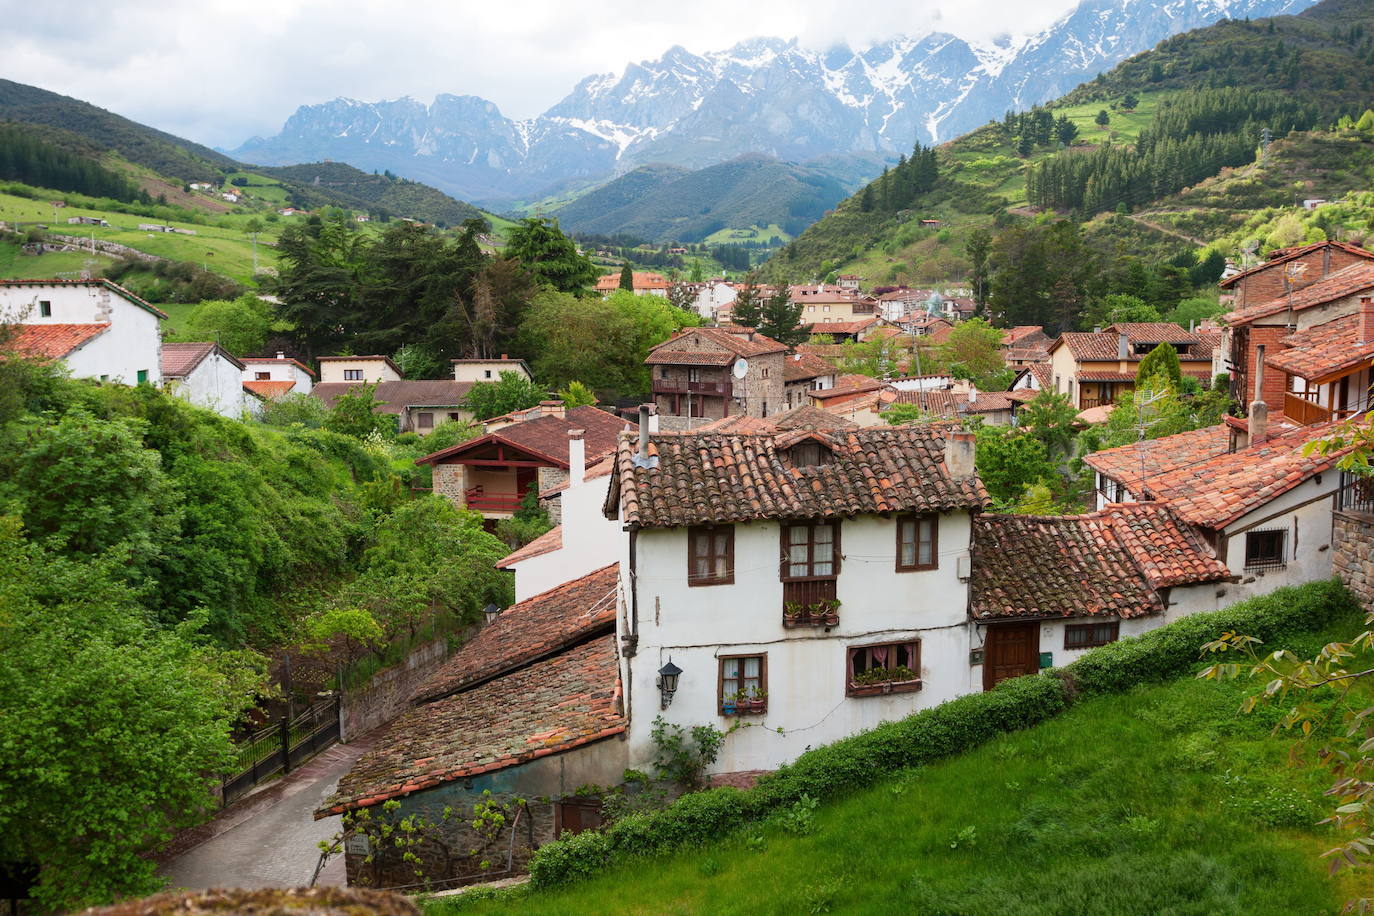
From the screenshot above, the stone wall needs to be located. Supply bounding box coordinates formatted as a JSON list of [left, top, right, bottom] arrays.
[[340, 639, 451, 742], [1333, 510, 1374, 610], [432, 463, 467, 506]]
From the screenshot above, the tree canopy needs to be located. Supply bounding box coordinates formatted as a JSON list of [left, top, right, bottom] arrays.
[[503, 217, 600, 295]]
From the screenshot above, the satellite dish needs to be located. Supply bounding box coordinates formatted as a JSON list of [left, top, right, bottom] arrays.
[[732, 358, 749, 379]]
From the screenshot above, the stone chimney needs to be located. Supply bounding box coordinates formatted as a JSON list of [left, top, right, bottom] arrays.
[[1361, 296, 1374, 344], [1248, 344, 1268, 445], [945, 428, 976, 479], [1117, 331, 1129, 361], [540, 399, 565, 419], [568, 429, 585, 487], [632, 403, 658, 469]]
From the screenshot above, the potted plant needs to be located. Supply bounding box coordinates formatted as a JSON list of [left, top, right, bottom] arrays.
[[721, 693, 738, 716], [783, 601, 806, 627], [822, 599, 841, 627], [748, 690, 767, 713]]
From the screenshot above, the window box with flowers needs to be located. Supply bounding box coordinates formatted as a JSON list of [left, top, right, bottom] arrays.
[[846, 641, 921, 697], [782, 598, 841, 628], [719, 655, 766, 716]]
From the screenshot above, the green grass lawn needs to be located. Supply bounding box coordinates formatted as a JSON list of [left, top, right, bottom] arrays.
[[0, 241, 114, 280], [436, 627, 1370, 915], [1055, 90, 1174, 146], [704, 224, 792, 245]]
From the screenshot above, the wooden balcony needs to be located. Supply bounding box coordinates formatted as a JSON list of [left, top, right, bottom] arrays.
[[653, 379, 731, 396], [782, 578, 838, 628], [1284, 391, 1332, 426], [1079, 396, 1113, 410], [464, 487, 522, 513]]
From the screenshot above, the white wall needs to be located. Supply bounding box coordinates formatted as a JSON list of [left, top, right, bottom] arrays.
[[242, 359, 314, 394], [508, 469, 622, 603], [171, 351, 249, 419], [619, 513, 976, 773], [1, 282, 161, 385], [319, 357, 400, 383]]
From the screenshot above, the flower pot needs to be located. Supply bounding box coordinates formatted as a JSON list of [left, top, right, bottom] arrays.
[[748, 698, 766, 713], [721, 703, 737, 716], [823, 612, 840, 627]]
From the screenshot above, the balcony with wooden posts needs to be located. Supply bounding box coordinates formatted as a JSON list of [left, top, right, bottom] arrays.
[[1284, 390, 1332, 426]]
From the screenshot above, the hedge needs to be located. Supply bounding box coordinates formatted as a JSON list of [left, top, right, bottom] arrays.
[[526, 580, 1361, 888]]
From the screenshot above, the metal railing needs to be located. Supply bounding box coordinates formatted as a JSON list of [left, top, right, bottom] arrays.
[[1338, 471, 1374, 517], [222, 696, 340, 806]]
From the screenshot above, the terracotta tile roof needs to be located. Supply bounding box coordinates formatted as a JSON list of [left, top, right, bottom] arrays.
[[161, 341, 244, 377], [0, 278, 167, 319], [312, 380, 474, 414], [596, 271, 669, 291], [1076, 371, 1140, 383], [1266, 313, 1374, 382], [1106, 322, 1200, 345], [1219, 241, 1374, 290], [324, 634, 623, 816], [970, 503, 1230, 620], [962, 392, 1015, 414], [809, 374, 889, 403], [771, 404, 858, 431], [1224, 262, 1374, 326], [606, 425, 989, 529], [783, 351, 836, 382], [497, 525, 563, 569], [1076, 404, 1116, 425], [804, 317, 881, 335], [1005, 347, 1049, 362], [889, 388, 958, 417], [643, 349, 736, 367], [417, 406, 625, 467], [795, 342, 846, 361], [539, 455, 615, 497], [646, 327, 788, 363], [7, 322, 107, 359], [1141, 421, 1355, 529], [411, 563, 618, 705], [242, 379, 297, 399], [1082, 425, 1231, 494], [687, 415, 779, 433]]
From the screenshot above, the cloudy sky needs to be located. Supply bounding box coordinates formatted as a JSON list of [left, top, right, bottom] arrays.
[[6, 0, 1080, 150]]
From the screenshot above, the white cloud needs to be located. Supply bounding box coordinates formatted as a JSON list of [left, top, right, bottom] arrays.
[[1, 0, 1078, 149]]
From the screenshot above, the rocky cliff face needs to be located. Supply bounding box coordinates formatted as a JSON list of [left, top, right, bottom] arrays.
[[232, 0, 1316, 204]]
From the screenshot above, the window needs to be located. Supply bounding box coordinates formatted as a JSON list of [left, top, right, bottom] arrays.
[[782, 522, 840, 579], [484, 369, 493, 379], [38, 300, 51, 317], [896, 515, 938, 571], [719, 654, 766, 715], [1244, 529, 1287, 571], [555, 799, 604, 837], [785, 441, 832, 468], [416, 411, 434, 430], [823, 305, 831, 312], [688, 368, 701, 383], [847, 641, 921, 696], [344, 369, 364, 381], [761, 367, 769, 379], [136, 369, 148, 384], [688, 525, 733, 586], [1064, 620, 1119, 650], [255, 371, 271, 380]]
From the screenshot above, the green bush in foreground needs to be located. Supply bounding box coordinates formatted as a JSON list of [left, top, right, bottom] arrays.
[[526, 581, 1359, 889]]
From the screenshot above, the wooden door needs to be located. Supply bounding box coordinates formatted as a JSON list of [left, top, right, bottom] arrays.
[[515, 467, 537, 500], [983, 622, 1040, 691]]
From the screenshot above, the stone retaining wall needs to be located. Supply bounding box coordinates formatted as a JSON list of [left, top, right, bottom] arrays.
[[340, 639, 450, 742], [1333, 510, 1374, 610]]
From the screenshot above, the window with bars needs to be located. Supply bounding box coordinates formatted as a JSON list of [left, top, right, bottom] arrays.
[[1064, 620, 1119, 650], [688, 525, 733, 586], [847, 641, 921, 696], [896, 515, 937, 571], [719, 654, 766, 715], [1244, 529, 1287, 571], [781, 522, 840, 579]]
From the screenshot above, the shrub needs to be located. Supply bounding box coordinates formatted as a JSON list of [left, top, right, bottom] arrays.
[[525, 580, 1358, 889]]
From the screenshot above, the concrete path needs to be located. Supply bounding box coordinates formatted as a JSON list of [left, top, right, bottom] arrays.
[[160, 738, 373, 891]]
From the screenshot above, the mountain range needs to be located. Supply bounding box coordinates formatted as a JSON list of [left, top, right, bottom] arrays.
[[232, 0, 1318, 207]]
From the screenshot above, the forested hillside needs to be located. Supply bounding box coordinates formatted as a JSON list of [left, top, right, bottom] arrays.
[[769, 0, 1374, 300], [554, 155, 849, 243], [257, 161, 486, 227]]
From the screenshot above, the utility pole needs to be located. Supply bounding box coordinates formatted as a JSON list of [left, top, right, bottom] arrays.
[[1260, 126, 1273, 164]]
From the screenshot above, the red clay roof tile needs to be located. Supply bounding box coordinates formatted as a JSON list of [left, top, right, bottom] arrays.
[[7, 323, 108, 359]]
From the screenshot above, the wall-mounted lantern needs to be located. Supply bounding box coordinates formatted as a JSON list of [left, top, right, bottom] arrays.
[[657, 659, 682, 710]]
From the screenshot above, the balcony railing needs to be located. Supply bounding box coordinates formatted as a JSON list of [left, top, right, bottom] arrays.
[[464, 487, 522, 513], [782, 578, 838, 628], [652, 379, 730, 396], [1079, 396, 1114, 410], [1338, 471, 1374, 517], [1284, 391, 1332, 426]]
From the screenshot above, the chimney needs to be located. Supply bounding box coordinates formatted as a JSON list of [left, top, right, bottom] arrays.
[[568, 429, 585, 487], [1117, 331, 1129, 361], [501, 353, 508, 360], [967, 383, 978, 405], [1249, 344, 1268, 444], [1361, 296, 1374, 344], [945, 428, 976, 479], [540, 399, 565, 419], [276, 350, 285, 360], [632, 403, 658, 469]]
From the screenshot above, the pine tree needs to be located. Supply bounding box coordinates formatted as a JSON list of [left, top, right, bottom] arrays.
[[757, 287, 808, 348], [619, 261, 634, 292], [731, 272, 764, 328], [1095, 110, 1111, 129]]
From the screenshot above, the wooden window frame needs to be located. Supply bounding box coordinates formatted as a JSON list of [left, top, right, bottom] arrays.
[[554, 798, 604, 838], [846, 640, 922, 697], [38, 300, 52, 317], [1064, 620, 1119, 650], [1244, 528, 1287, 571], [895, 514, 938, 572], [344, 369, 364, 381], [779, 521, 842, 582], [718, 653, 767, 716], [254, 371, 271, 381], [688, 525, 734, 587]]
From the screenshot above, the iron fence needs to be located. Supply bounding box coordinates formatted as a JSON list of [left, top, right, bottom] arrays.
[[222, 696, 340, 806]]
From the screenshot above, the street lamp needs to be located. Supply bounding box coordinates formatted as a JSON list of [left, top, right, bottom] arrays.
[[657, 659, 682, 710], [482, 603, 501, 625]]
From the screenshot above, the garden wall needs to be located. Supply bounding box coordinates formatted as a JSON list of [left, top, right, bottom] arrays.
[[1333, 509, 1374, 610], [340, 639, 449, 743]]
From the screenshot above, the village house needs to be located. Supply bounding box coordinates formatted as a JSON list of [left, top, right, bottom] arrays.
[[790, 287, 877, 325], [0, 278, 165, 385], [416, 404, 625, 522], [595, 271, 669, 298], [160, 342, 249, 418], [804, 316, 886, 343], [451, 356, 532, 384], [241, 351, 317, 398], [1045, 322, 1214, 411], [646, 326, 788, 425], [311, 355, 475, 433], [782, 351, 837, 410], [1219, 240, 1374, 410], [1263, 297, 1374, 424], [681, 279, 737, 322]]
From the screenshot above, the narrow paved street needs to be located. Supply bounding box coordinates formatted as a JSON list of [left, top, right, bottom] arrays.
[[160, 739, 373, 891]]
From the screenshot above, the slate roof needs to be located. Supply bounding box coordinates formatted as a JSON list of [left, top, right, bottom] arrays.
[[160, 341, 243, 378], [410, 563, 618, 705], [970, 503, 1230, 620], [416, 406, 626, 467], [497, 524, 563, 569], [606, 425, 989, 529], [322, 634, 623, 816], [312, 380, 473, 414], [7, 322, 107, 359], [1266, 313, 1374, 382], [1224, 262, 1374, 326], [771, 404, 858, 431], [1218, 241, 1374, 290], [646, 327, 788, 364]]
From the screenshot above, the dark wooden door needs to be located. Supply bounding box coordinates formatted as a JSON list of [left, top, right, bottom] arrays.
[[983, 622, 1040, 690], [516, 467, 537, 499]]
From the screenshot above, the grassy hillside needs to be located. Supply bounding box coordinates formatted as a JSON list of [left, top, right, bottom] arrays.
[[769, 0, 1374, 285], [256, 162, 487, 227], [439, 642, 1369, 914], [555, 155, 848, 244]]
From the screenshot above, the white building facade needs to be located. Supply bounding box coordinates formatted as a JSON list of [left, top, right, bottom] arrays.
[[1, 279, 164, 385]]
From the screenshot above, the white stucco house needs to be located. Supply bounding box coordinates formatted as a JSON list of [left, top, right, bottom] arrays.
[[1, 279, 166, 385], [241, 351, 317, 398], [161, 342, 250, 418]]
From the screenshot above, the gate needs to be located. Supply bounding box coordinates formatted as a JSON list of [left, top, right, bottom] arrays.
[[222, 696, 340, 806]]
